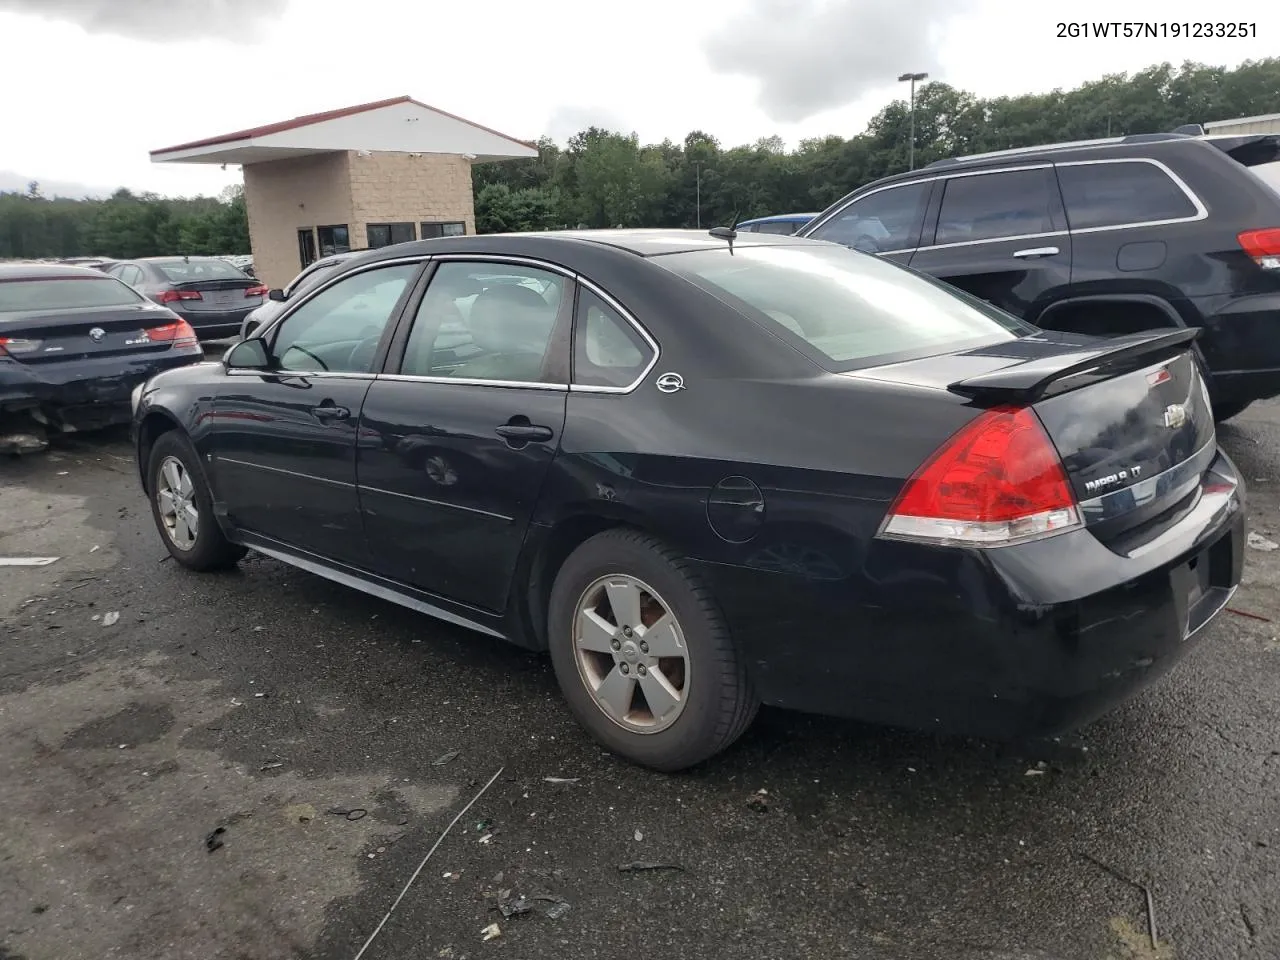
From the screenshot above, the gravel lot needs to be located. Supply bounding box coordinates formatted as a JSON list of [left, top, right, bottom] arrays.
[[2, 385, 1279, 960]]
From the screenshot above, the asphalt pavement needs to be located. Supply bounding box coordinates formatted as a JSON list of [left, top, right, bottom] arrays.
[[2, 387, 1279, 960]]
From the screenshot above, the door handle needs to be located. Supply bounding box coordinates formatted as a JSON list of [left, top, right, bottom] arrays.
[[495, 423, 554, 442], [1012, 246, 1060, 259], [311, 403, 350, 421]]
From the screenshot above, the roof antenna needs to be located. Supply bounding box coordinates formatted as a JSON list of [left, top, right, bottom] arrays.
[[709, 208, 739, 254]]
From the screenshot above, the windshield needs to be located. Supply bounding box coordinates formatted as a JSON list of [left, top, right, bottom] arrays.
[[151, 258, 250, 283], [657, 243, 1035, 370], [0, 276, 144, 311]]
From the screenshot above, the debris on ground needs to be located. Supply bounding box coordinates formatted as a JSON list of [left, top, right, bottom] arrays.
[[101, 611, 120, 626], [618, 861, 684, 873], [1248, 531, 1279, 552], [1227, 607, 1273, 623], [205, 826, 226, 853], [475, 819, 493, 833], [1025, 761, 1049, 777], [260, 761, 285, 771], [478, 833, 494, 845], [1078, 850, 1159, 950], [480, 923, 502, 941], [327, 807, 368, 821], [432, 750, 460, 766], [0, 556, 60, 566], [747, 788, 771, 813], [633, 828, 644, 842], [494, 891, 571, 921], [542, 776, 580, 784], [0, 417, 48, 455]]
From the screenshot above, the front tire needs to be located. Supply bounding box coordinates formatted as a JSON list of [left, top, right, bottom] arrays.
[[147, 431, 246, 571], [547, 529, 758, 772]]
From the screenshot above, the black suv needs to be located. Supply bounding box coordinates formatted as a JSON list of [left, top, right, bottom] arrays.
[[798, 129, 1280, 420]]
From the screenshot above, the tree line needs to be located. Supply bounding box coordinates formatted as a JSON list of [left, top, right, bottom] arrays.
[[3, 58, 1278, 260]]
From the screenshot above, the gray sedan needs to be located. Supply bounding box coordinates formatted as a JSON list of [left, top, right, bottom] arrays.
[[104, 256, 265, 340]]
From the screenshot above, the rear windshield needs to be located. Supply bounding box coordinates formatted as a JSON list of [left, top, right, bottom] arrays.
[[0, 276, 144, 312], [657, 243, 1035, 370], [151, 258, 249, 283]]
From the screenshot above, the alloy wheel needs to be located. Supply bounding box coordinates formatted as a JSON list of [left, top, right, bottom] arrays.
[[572, 574, 690, 733], [156, 455, 199, 551]]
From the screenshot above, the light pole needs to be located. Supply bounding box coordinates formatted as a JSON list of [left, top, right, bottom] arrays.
[[898, 71, 928, 170]]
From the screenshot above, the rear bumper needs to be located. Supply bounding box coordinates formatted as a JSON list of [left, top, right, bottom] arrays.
[[171, 306, 256, 338], [1196, 292, 1280, 403], [0, 348, 203, 428], [695, 448, 1246, 740]]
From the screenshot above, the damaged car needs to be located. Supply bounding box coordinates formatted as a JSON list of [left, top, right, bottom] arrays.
[[1, 264, 206, 453]]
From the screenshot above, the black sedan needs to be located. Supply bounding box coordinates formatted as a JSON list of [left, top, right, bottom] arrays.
[[1, 264, 205, 450], [104, 256, 266, 340], [130, 230, 1246, 771]]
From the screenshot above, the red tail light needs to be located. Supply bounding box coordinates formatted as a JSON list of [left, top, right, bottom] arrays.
[[0, 336, 43, 357], [878, 406, 1082, 546], [244, 284, 268, 297], [154, 289, 202, 304], [145, 320, 199, 347], [1237, 228, 1280, 270]]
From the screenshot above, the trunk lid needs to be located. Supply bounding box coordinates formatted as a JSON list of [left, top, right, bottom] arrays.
[[168, 277, 262, 312], [1, 303, 186, 362], [850, 328, 1215, 541]]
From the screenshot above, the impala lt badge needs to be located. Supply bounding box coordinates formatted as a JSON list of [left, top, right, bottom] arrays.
[[655, 372, 685, 394], [1163, 403, 1187, 429]]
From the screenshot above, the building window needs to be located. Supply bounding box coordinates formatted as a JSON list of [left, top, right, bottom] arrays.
[[421, 221, 466, 239], [317, 224, 351, 257], [367, 222, 417, 248]]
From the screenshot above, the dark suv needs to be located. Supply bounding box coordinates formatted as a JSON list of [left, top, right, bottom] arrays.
[[798, 130, 1280, 420]]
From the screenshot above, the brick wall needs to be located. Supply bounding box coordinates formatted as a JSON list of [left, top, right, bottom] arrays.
[[348, 152, 475, 249], [242, 153, 353, 289]]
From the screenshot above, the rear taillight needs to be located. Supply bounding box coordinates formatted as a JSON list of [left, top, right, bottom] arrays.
[[245, 284, 268, 297], [878, 406, 1082, 547], [145, 320, 199, 347], [1238, 228, 1280, 270], [154, 289, 202, 304], [0, 337, 42, 356]]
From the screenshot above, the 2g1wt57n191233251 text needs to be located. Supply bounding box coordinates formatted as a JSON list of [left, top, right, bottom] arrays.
[[1056, 21, 1257, 39]]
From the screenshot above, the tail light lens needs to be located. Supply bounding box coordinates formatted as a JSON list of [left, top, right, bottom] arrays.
[[145, 320, 199, 347], [0, 337, 43, 356], [878, 406, 1082, 547], [244, 284, 268, 297], [154, 289, 202, 304], [1238, 228, 1280, 270]]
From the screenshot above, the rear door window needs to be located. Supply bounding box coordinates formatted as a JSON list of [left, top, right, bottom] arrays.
[[659, 243, 1034, 371], [934, 169, 1057, 245], [572, 289, 655, 389], [1056, 160, 1199, 229], [805, 182, 931, 253]]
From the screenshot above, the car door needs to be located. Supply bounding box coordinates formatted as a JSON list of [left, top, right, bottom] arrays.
[[208, 260, 424, 567], [906, 165, 1072, 319], [801, 179, 934, 266], [356, 258, 571, 612]]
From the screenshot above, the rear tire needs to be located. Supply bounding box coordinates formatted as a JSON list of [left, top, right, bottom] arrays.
[[1213, 400, 1251, 423], [147, 431, 246, 571], [547, 529, 758, 772]]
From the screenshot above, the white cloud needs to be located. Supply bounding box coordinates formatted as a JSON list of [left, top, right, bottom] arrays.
[[0, 0, 1275, 196]]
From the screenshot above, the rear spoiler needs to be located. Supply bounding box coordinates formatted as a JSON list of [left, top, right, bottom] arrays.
[[1203, 133, 1280, 167], [947, 328, 1201, 403]]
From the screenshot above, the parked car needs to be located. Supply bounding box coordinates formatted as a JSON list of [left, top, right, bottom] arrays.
[[798, 129, 1280, 422], [1, 264, 204, 449], [735, 213, 819, 235], [131, 229, 1244, 771], [104, 256, 266, 340], [239, 250, 360, 340]]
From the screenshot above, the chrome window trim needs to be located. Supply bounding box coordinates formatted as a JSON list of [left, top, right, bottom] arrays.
[[410, 253, 661, 395], [224, 370, 379, 380], [218, 456, 355, 488], [1052, 157, 1208, 233], [807, 156, 1208, 255], [1076, 438, 1217, 525], [378, 373, 568, 391]]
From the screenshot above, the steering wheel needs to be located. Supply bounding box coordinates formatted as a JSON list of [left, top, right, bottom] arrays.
[[345, 326, 383, 373], [852, 234, 881, 254], [283, 344, 329, 371]]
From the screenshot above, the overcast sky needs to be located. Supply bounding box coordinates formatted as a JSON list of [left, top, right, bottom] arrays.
[[0, 0, 1274, 198]]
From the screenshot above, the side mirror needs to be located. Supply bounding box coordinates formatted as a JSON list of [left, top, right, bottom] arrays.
[[268, 288, 286, 302], [224, 338, 270, 370]]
